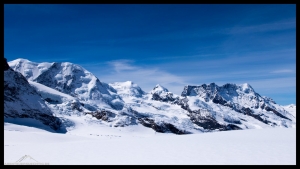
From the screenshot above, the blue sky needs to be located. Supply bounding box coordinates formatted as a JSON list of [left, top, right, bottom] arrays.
[[4, 4, 296, 105]]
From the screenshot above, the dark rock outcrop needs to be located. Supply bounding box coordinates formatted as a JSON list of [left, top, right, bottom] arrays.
[[4, 58, 10, 71], [264, 106, 291, 121], [152, 93, 176, 102], [84, 110, 116, 122], [138, 117, 190, 134], [176, 98, 241, 131]]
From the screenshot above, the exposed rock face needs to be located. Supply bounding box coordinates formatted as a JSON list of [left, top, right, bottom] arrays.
[[176, 97, 241, 131], [4, 59, 63, 131], [138, 117, 190, 134], [84, 110, 116, 122], [150, 84, 179, 103], [4, 58, 10, 71]]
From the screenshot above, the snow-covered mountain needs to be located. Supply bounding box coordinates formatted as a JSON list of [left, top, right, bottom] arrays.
[[4, 58, 62, 131], [9, 58, 124, 111], [5, 58, 296, 134], [178, 83, 295, 130]]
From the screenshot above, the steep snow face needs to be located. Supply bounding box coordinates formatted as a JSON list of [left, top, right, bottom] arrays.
[[29, 81, 75, 104], [34, 62, 106, 97], [29, 80, 91, 119], [109, 81, 145, 98], [4, 68, 62, 131], [28, 78, 133, 129], [8, 58, 52, 80], [9, 59, 124, 110], [4, 69, 52, 116]]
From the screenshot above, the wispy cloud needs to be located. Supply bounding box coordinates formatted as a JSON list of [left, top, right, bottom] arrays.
[[107, 60, 138, 73], [92, 58, 295, 104], [94, 60, 191, 94], [227, 19, 295, 35], [270, 69, 294, 74]]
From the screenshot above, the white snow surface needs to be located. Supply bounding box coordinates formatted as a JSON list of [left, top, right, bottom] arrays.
[[4, 122, 296, 165]]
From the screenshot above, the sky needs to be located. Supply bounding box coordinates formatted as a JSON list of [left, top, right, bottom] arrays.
[[4, 4, 296, 105], [4, 122, 296, 165]]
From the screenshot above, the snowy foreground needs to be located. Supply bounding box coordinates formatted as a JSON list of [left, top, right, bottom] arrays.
[[4, 121, 296, 165]]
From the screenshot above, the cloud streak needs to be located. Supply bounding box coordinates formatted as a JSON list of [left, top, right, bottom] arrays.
[[108, 60, 138, 73], [95, 60, 191, 94], [227, 19, 295, 35], [270, 69, 294, 74]]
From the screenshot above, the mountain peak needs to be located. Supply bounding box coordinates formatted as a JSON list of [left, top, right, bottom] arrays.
[[12, 58, 31, 63], [9, 58, 34, 66], [152, 84, 169, 92], [8, 58, 53, 80], [240, 83, 255, 93]]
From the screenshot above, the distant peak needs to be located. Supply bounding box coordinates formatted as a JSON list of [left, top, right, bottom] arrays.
[[155, 84, 162, 88], [11, 58, 31, 63], [240, 83, 254, 92], [152, 84, 168, 92], [283, 104, 295, 107], [241, 83, 252, 88]]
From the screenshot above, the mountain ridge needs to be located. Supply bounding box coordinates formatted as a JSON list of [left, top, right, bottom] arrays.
[[5, 58, 296, 134]]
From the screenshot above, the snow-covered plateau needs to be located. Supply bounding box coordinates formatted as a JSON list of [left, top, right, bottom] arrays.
[[4, 58, 296, 165], [4, 122, 296, 165]]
